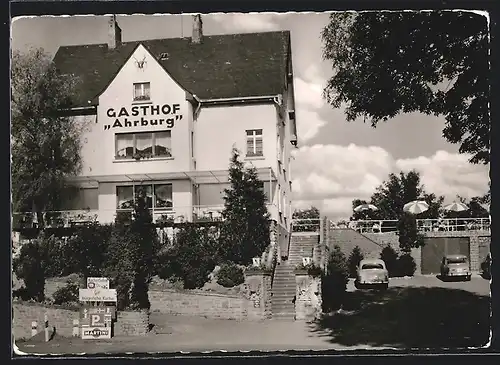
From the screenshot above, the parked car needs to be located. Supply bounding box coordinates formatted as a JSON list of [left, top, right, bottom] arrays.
[[440, 254, 471, 281], [481, 252, 491, 279], [355, 258, 389, 290]]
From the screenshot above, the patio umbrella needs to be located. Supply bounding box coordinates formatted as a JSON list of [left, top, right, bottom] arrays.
[[353, 204, 378, 212], [403, 200, 429, 215], [443, 202, 469, 212]]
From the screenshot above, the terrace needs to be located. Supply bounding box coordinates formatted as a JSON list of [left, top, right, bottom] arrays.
[[11, 203, 280, 230], [291, 218, 491, 234]]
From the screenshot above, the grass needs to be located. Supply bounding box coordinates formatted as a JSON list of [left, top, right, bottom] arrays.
[[310, 286, 491, 349]]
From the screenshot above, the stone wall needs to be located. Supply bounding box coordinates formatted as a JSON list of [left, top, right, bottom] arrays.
[[115, 310, 149, 336], [13, 301, 78, 340], [295, 273, 322, 321], [149, 289, 259, 320]]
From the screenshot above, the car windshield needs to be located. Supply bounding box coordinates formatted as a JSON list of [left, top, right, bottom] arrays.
[[447, 257, 467, 264], [362, 263, 384, 270]]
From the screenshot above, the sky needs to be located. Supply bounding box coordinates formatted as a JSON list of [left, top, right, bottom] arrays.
[[11, 12, 490, 220]]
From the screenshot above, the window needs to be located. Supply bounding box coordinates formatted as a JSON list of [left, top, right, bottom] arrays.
[[246, 129, 263, 157], [133, 82, 150, 101], [115, 131, 172, 159], [116, 184, 173, 211]]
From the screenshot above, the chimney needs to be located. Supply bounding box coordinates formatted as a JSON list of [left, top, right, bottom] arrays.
[[192, 14, 203, 44], [108, 15, 122, 49]]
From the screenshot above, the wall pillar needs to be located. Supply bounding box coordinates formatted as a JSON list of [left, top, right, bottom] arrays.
[[295, 272, 322, 321], [470, 235, 480, 272], [244, 271, 272, 320]]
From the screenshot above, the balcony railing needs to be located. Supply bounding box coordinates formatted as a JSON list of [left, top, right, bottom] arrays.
[[415, 217, 491, 232], [290, 217, 491, 234], [12, 210, 98, 229], [13, 203, 278, 229]]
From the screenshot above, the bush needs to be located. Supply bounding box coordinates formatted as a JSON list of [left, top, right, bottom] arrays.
[[12, 239, 46, 302], [216, 262, 245, 287], [295, 262, 323, 277], [53, 281, 79, 305], [347, 246, 364, 278], [396, 254, 417, 277], [165, 224, 219, 289], [380, 244, 399, 277], [321, 245, 349, 312]]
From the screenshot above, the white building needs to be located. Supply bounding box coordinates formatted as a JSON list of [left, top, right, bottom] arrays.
[[17, 15, 298, 256]]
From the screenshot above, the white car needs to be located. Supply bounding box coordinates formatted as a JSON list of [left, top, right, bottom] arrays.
[[355, 258, 389, 290]]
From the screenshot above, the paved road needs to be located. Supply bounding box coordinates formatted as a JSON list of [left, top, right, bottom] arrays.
[[15, 275, 490, 355]]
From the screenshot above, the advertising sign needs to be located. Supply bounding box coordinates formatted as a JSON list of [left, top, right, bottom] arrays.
[[80, 306, 115, 324], [86, 277, 110, 289], [79, 288, 117, 302], [81, 327, 111, 340]]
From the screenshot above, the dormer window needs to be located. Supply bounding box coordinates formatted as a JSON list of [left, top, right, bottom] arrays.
[[133, 82, 150, 101]]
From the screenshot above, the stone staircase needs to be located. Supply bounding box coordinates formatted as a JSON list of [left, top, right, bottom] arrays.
[[270, 262, 295, 320], [271, 233, 320, 320]]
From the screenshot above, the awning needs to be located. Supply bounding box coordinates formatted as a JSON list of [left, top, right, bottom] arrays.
[[67, 167, 277, 185]]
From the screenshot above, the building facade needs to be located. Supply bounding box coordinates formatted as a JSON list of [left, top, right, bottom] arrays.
[[43, 15, 298, 254]]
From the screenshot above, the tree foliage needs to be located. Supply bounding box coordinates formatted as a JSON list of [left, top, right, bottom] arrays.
[[322, 11, 490, 164], [292, 206, 321, 231], [219, 148, 271, 264], [11, 48, 84, 225], [351, 170, 444, 222]]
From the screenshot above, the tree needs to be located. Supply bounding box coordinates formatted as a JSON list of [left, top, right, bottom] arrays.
[[352, 170, 441, 250], [292, 206, 321, 231], [11, 48, 83, 227], [219, 148, 271, 264], [354, 170, 444, 222], [347, 246, 364, 278], [104, 188, 160, 310], [322, 12, 489, 164]]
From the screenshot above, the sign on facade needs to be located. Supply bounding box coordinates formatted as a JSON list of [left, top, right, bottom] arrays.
[[86, 277, 110, 289]]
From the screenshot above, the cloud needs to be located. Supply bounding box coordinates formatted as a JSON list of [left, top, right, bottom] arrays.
[[294, 65, 329, 143], [210, 13, 280, 32], [396, 151, 490, 200], [291, 145, 489, 220]]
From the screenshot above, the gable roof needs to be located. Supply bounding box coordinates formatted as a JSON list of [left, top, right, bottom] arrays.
[[52, 31, 291, 108]]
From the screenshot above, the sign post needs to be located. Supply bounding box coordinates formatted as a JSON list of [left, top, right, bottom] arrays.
[[78, 277, 117, 340]]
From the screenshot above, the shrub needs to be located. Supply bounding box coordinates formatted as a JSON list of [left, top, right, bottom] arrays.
[[396, 254, 417, 277], [295, 262, 323, 277], [321, 245, 349, 312], [53, 281, 79, 305], [166, 224, 218, 289], [380, 244, 399, 277], [347, 246, 364, 278], [12, 239, 46, 302], [216, 262, 245, 287]]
